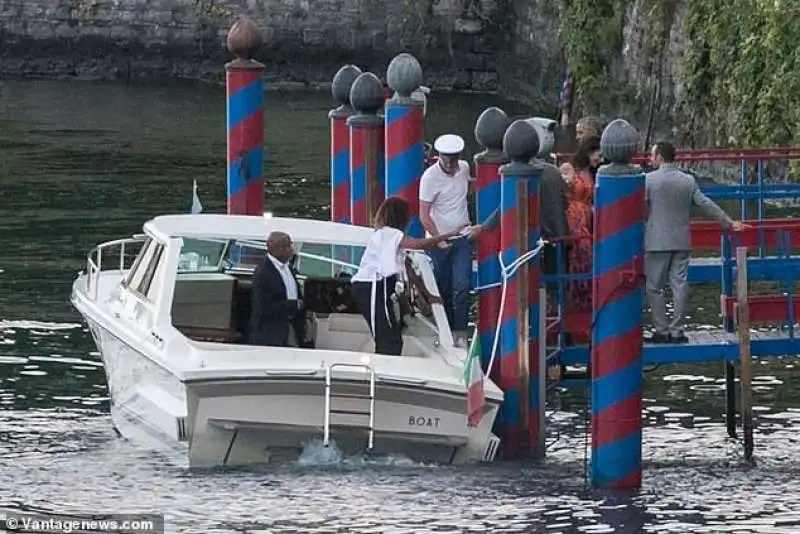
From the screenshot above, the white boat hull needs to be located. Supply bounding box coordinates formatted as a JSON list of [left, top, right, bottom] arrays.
[[84, 314, 501, 467], [72, 215, 511, 469]]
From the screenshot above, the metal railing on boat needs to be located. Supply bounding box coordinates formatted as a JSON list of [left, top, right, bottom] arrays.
[[84, 235, 147, 300]]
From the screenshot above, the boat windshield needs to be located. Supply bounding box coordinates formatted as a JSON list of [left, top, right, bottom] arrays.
[[228, 239, 362, 278], [177, 237, 363, 278], [174, 236, 449, 343], [177, 238, 229, 273]]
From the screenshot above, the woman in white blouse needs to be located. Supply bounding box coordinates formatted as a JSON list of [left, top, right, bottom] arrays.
[[350, 197, 464, 355]]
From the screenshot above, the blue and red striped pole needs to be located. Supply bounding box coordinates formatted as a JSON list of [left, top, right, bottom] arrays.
[[498, 120, 541, 458], [590, 119, 645, 489], [330, 65, 362, 226], [474, 107, 510, 377], [330, 65, 362, 269], [526, 164, 543, 458], [349, 72, 386, 229], [385, 53, 425, 238], [225, 18, 265, 215]]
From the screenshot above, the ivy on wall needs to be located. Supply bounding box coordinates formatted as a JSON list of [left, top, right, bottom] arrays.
[[194, 0, 232, 19], [555, 0, 798, 149], [682, 0, 800, 147], [556, 0, 629, 113]]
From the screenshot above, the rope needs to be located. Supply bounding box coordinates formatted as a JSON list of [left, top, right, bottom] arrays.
[[582, 382, 590, 488], [484, 238, 548, 379]]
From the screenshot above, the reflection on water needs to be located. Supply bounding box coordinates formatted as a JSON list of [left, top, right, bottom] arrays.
[[0, 80, 799, 532]]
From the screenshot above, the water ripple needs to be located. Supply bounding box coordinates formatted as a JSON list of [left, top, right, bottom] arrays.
[[1, 80, 800, 532]]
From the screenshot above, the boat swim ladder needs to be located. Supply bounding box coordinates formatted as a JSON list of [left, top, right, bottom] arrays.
[[323, 363, 377, 451]]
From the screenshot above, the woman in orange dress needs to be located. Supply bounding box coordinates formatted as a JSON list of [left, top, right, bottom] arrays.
[[564, 137, 602, 344]]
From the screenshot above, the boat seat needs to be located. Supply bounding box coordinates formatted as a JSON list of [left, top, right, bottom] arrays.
[[326, 312, 373, 334], [314, 313, 373, 352], [314, 313, 429, 356]]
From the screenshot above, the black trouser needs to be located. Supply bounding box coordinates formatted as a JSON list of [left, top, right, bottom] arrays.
[[351, 275, 403, 355], [541, 243, 567, 310], [541, 243, 572, 348]]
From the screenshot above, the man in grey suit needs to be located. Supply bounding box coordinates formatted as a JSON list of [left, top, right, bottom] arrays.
[[645, 142, 745, 344]]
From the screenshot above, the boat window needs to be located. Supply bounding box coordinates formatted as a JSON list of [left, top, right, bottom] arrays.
[[125, 238, 154, 288], [225, 239, 358, 278], [146, 244, 171, 301], [134, 244, 165, 298], [178, 238, 228, 273], [225, 241, 264, 270]]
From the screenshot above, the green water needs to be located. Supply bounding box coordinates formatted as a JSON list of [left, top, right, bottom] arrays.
[[0, 79, 798, 533]]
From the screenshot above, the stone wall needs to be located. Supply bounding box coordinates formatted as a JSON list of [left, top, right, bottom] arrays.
[[0, 0, 507, 92], [0, 0, 694, 131], [500, 0, 563, 111], [504, 0, 689, 137]]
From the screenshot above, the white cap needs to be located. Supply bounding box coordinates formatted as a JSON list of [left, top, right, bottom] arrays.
[[434, 134, 465, 155]]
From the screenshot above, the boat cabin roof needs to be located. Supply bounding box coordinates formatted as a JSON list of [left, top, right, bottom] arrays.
[[144, 214, 375, 246]]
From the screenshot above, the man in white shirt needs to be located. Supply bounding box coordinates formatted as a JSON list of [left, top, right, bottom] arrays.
[[248, 231, 307, 347], [419, 134, 480, 347]]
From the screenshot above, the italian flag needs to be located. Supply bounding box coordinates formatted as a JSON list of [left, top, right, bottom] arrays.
[[464, 333, 485, 427]]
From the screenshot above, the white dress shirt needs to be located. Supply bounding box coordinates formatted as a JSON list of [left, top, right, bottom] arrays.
[[351, 227, 406, 336], [267, 253, 298, 300], [352, 227, 405, 282]]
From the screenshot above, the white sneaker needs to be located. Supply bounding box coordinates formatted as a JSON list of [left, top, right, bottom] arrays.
[[453, 333, 469, 349]]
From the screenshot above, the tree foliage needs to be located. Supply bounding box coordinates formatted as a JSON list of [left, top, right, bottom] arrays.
[[556, 0, 799, 148], [556, 0, 629, 112], [680, 0, 799, 147]]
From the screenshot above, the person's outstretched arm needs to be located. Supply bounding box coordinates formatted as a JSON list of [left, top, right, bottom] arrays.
[[690, 178, 743, 229], [400, 230, 460, 250]]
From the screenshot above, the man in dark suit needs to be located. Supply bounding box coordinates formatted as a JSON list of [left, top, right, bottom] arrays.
[[248, 231, 308, 347], [528, 118, 571, 296]]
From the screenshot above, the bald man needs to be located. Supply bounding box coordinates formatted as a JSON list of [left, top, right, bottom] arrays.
[[248, 231, 307, 347]]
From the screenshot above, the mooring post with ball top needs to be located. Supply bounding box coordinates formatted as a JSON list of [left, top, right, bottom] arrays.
[[498, 120, 544, 459], [330, 65, 362, 227], [225, 17, 265, 215], [384, 53, 425, 238], [329, 65, 362, 268], [474, 107, 510, 377], [590, 118, 645, 489], [348, 72, 386, 232]]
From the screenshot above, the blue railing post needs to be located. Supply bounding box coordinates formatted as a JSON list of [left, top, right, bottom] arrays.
[[740, 159, 747, 221], [721, 231, 737, 438]]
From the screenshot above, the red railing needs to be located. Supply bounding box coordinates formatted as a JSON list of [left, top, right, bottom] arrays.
[[555, 147, 800, 165], [722, 294, 800, 324], [547, 218, 800, 338], [691, 219, 800, 251], [543, 148, 800, 341]]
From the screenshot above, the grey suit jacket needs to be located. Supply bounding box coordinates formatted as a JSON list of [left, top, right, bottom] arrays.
[[645, 163, 734, 252]]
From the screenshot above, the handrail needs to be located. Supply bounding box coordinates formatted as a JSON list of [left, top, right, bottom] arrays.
[[85, 236, 147, 301], [555, 146, 800, 164]]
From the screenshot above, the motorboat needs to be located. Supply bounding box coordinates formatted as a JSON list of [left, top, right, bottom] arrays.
[[70, 214, 504, 467]]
